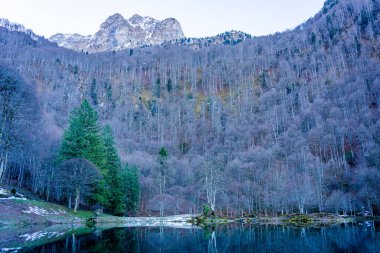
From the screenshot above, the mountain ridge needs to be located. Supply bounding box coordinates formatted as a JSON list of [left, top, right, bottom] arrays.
[[49, 13, 185, 52], [0, 14, 254, 53], [0, 18, 41, 41]]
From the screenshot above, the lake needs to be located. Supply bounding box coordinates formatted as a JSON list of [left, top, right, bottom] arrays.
[[2, 222, 380, 253]]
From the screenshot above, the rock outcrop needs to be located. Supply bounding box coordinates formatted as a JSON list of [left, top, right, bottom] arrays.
[[49, 13, 185, 52]]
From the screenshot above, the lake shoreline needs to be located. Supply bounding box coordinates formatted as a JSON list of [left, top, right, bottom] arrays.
[[1, 198, 379, 251], [189, 213, 379, 228], [0, 198, 377, 229]]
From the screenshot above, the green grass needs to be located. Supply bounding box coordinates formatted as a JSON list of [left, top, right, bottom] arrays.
[[285, 215, 313, 225], [190, 215, 229, 227], [68, 209, 94, 219], [12, 198, 95, 219]]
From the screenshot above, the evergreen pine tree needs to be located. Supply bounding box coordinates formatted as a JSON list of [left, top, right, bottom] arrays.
[[123, 164, 140, 215], [153, 78, 161, 98], [58, 100, 105, 166], [102, 125, 125, 215], [166, 78, 173, 93], [58, 100, 108, 206], [158, 147, 168, 194], [90, 79, 98, 105]]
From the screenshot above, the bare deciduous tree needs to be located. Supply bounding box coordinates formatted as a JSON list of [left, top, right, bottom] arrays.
[[58, 158, 102, 212]]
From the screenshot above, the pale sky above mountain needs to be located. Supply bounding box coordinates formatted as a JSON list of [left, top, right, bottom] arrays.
[[0, 0, 326, 38]]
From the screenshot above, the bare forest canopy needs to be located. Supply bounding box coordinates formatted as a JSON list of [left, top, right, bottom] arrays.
[[0, 0, 380, 216]]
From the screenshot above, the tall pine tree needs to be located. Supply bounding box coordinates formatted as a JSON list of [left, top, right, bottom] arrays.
[[123, 164, 140, 215], [58, 100, 105, 166], [102, 125, 125, 215], [58, 100, 108, 207]]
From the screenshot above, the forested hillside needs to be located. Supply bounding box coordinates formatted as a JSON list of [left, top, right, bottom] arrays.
[[0, 0, 379, 216]]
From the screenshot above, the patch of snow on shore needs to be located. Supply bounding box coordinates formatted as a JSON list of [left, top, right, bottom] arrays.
[[0, 247, 22, 252], [19, 231, 64, 242], [107, 214, 196, 228], [22, 206, 67, 216], [1, 195, 27, 200], [0, 187, 7, 195], [49, 209, 67, 215], [0, 187, 27, 200], [23, 206, 49, 215]]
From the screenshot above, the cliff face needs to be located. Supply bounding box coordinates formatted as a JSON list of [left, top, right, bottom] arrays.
[[49, 13, 185, 52]]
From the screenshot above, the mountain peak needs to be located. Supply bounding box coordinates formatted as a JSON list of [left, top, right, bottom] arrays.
[[107, 13, 125, 21], [50, 14, 185, 52], [129, 14, 143, 23], [101, 13, 127, 29]]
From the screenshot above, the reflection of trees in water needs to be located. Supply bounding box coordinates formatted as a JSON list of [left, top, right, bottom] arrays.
[[140, 227, 207, 252], [24, 222, 380, 253], [210, 223, 380, 253], [208, 231, 217, 253], [72, 233, 76, 253], [80, 228, 139, 252]]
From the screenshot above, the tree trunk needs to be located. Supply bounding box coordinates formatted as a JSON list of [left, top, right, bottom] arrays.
[[299, 203, 305, 214], [0, 160, 4, 183], [74, 188, 80, 212], [206, 173, 217, 213], [0, 152, 8, 184], [72, 233, 76, 253], [68, 196, 72, 209]]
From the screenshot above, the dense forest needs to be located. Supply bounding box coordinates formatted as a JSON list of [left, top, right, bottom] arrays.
[[0, 0, 379, 216]]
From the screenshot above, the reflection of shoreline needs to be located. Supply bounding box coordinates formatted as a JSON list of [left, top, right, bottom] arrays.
[[0, 224, 89, 250], [0, 222, 378, 252], [0, 219, 198, 251]]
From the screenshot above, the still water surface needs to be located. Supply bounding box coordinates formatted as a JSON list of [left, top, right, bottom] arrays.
[[11, 222, 380, 253]]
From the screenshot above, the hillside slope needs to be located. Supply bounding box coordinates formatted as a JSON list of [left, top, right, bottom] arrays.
[[0, 187, 88, 227], [0, 0, 379, 216]]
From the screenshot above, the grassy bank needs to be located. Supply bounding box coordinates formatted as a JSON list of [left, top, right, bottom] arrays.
[[0, 198, 97, 227], [0, 197, 195, 228], [0, 197, 194, 250]]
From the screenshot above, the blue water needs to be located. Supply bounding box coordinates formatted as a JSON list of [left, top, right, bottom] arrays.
[[18, 222, 380, 253]]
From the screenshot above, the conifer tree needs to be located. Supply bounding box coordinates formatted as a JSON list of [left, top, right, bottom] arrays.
[[158, 147, 168, 194], [166, 78, 173, 93], [123, 164, 140, 215], [102, 125, 125, 215], [58, 100, 108, 206], [153, 78, 161, 98], [59, 100, 105, 166], [90, 79, 98, 105]]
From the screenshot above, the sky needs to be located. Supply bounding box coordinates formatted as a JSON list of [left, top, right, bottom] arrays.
[[0, 0, 326, 38]]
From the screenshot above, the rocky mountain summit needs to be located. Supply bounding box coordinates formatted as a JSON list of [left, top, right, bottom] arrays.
[[0, 15, 251, 53], [49, 13, 185, 53]]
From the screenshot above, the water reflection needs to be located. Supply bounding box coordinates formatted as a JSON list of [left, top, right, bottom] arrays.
[[14, 222, 380, 253], [207, 231, 217, 253]]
